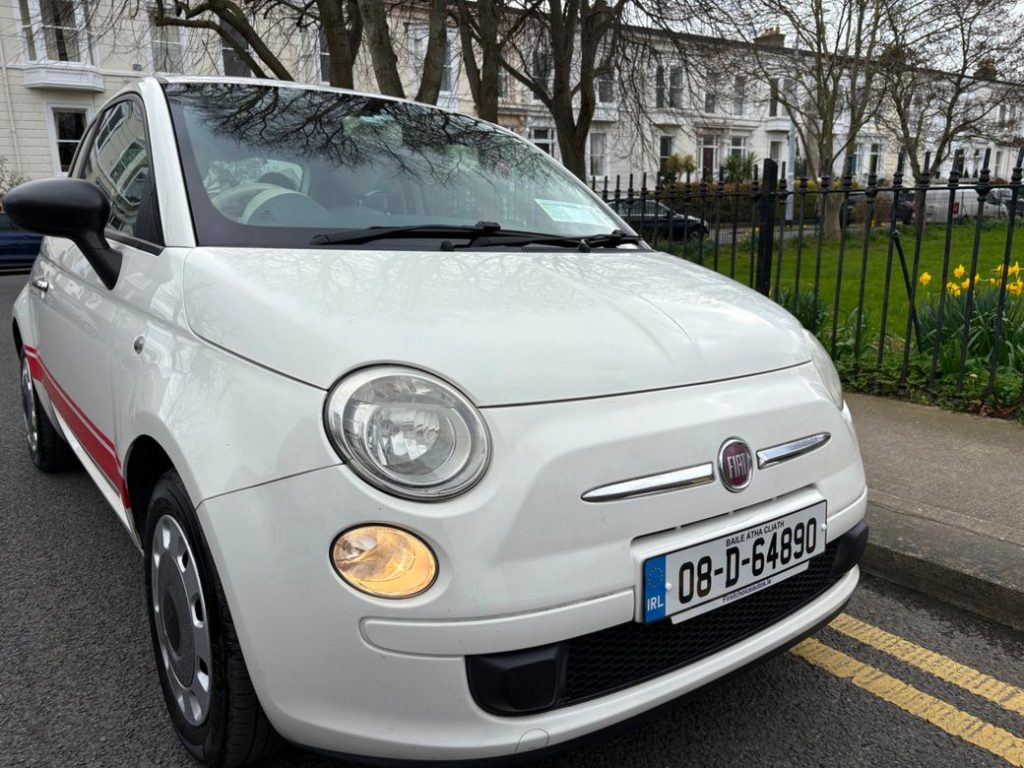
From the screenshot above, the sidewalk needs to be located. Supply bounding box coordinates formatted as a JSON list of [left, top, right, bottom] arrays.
[[847, 392, 1024, 632]]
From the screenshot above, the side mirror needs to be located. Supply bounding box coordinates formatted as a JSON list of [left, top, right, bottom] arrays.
[[4, 178, 122, 289]]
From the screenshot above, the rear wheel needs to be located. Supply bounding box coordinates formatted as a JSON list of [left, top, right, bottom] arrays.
[[19, 351, 76, 472], [144, 470, 280, 767]]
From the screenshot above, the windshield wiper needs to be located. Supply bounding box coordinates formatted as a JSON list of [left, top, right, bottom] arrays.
[[310, 221, 501, 246], [463, 229, 642, 251]]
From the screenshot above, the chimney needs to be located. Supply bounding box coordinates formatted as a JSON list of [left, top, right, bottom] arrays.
[[755, 27, 785, 48]]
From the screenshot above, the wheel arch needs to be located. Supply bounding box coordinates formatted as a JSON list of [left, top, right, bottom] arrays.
[[12, 318, 23, 356], [123, 435, 178, 540]]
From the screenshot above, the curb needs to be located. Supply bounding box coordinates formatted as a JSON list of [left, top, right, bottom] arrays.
[[861, 502, 1024, 634]]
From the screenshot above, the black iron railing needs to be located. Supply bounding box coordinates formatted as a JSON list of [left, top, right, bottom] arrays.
[[593, 149, 1024, 420]]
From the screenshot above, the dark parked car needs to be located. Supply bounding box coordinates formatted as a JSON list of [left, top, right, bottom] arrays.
[[609, 199, 708, 241], [0, 211, 41, 273], [839, 190, 914, 226]]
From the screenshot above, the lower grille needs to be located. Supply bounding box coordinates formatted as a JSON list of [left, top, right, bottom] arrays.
[[467, 539, 847, 715], [563, 541, 841, 705]]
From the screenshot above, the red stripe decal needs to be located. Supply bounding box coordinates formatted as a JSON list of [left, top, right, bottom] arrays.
[[25, 346, 128, 507]]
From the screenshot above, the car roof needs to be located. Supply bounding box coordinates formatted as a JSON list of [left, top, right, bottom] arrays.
[[155, 75, 460, 117]]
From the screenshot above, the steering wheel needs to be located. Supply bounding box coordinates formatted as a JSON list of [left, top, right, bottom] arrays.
[[239, 187, 314, 225], [211, 183, 278, 220], [210, 183, 314, 225]]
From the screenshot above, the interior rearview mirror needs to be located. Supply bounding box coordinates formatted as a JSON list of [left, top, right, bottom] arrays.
[[4, 178, 122, 289]]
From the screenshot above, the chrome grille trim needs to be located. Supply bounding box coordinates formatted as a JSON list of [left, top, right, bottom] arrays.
[[756, 432, 831, 469], [581, 462, 715, 503]]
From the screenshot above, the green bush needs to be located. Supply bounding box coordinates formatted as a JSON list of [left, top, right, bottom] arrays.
[[776, 286, 827, 335]]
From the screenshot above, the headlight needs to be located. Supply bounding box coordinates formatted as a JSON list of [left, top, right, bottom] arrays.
[[324, 366, 490, 500], [331, 525, 437, 598], [805, 330, 843, 409]]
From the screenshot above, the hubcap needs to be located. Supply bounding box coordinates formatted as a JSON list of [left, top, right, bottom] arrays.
[[151, 515, 213, 726], [20, 356, 38, 455]]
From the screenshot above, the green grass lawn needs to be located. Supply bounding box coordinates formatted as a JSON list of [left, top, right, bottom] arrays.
[[656, 222, 1024, 417]]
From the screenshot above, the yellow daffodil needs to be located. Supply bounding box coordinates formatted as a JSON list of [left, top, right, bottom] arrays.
[[946, 281, 962, 297], [953, 264, 966, 279], [961, 278, 971, 290], [1008, 281, 1022, 297], [919, 272, 932, 286], [1009, 262, 1021, 278], [989, 278, 998, 286], [995, 263, 1004, 275]]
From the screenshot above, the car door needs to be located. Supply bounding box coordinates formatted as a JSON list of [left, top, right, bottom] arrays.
[[31, 96, 161, 522]]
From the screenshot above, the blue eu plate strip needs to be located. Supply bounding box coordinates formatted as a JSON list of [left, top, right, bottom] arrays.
[[643, 555, 667, 623]]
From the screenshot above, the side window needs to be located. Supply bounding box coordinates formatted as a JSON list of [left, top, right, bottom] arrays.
[[78, 99, 160, 242]]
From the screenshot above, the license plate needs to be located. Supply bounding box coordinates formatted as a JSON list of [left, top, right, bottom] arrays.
[[642, 502, 827, 624]]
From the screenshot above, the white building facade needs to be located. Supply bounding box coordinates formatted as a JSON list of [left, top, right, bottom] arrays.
[[0, 1, 1017, 189]]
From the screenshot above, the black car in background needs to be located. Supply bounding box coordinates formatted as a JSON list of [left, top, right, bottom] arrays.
[[839, 189, 915, 225], [609, 199, 708, 241], [0, 211, 41, 273]]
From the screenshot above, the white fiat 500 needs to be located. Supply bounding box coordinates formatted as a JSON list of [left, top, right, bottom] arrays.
[[9, 78, 867, 766]]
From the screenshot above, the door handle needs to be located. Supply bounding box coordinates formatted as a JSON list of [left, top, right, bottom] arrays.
[[31, 276, 49, 295]]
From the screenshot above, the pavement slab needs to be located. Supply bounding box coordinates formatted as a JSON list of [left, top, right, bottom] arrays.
[[847, 392, 1024, 632]]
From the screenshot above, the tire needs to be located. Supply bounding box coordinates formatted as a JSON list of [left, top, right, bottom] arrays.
[[18, 350, 76, 472], [144, 470, 281, 767]]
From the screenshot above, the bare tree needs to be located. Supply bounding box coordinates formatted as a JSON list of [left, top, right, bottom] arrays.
[[878, 0, 1024, 186], [495, 0, 631, 179], [143, 0, 449, 101]]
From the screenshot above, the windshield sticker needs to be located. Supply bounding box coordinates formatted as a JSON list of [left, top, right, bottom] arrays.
[[534, 198, 615, 228]]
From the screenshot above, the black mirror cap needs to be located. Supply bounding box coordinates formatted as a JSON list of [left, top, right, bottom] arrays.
[[5, 178, 121, 290]]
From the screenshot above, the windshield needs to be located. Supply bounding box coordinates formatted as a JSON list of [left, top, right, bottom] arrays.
[[164, 82, 628, 248]]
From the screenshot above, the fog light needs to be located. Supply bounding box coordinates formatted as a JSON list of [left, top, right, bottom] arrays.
[[331, 525, 437, 598]]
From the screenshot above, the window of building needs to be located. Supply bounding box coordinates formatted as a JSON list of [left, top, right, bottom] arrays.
[[407, 25, 455, 92], [50, 107, 87, 173], [18, 0, 37, 60], [220, 19, 252, 77], [77, 100, 155, 239], [704, 83, 716, 114], [995, 150, 1004, 178], [19, 0, 93, 63], [530, 127, 555, 156], [953, 147, 965, 172], [730, 136, 746, 159], [659, 135, 674, 172], [701, 134, 718, 177], [846, 144, 861, 176], [869, 142, 882, 176], [440, 31, 455, 92], [669, 67, 683, 108], [530, 44, 553, 101], [589, 132, 608, 178], [769, 140, 783, 164], [151, 17, 186, 73], [498, 68, 511, 99], [732, 76, 745, 116], [769, 78, 781, 117], [655, 66, 665, 108], [597, 71, 615, 104], [317, 28, 331, 82]]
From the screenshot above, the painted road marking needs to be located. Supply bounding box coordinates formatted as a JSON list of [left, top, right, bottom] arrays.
[[792, 638, 1024, 767], [831, 613, 1024, 717]]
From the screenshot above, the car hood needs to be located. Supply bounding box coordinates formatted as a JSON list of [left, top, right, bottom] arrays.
[[182, 247, 810, 405]]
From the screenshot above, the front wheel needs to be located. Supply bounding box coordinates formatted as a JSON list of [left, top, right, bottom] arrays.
[[144, 470, 280, 767]]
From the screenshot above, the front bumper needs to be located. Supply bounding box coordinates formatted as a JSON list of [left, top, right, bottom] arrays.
[[197, 365, 867, 760]]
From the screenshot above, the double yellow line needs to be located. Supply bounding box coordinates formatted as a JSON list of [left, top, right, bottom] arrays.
[[791, 614, 1024, 766]]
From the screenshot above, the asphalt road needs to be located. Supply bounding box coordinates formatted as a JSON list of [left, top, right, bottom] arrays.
[[2, 273, 1023, 768]]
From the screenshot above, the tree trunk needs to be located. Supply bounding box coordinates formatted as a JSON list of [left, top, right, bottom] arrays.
[[317, 0, 360, 88], [457, 0, 500, 122], [362, 0, 404, 97], [414, 0, 448, 103]]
